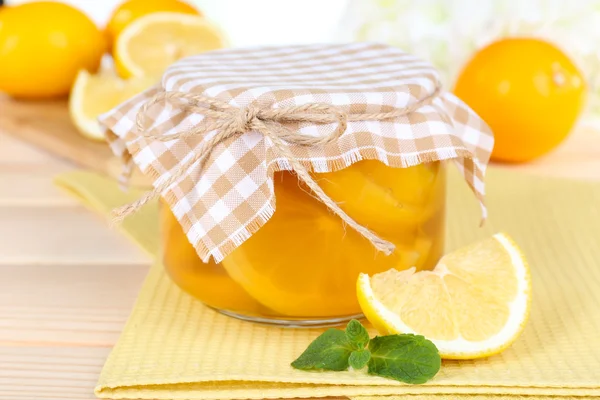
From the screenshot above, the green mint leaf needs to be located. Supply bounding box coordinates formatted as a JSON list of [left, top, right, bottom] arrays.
[[349, 349, 371, 370], [291, 329, 353, 371], [367, 334, 441, 384], [345, 319, 370, 349]]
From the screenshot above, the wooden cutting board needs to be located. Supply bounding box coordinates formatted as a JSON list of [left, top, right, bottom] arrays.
[[0, 95, 150, 186]]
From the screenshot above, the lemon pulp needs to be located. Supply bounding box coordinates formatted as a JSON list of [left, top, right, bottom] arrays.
[[357, 233, 531, 359], [114, 12, 227, 78], [69, 69, 154, 140]]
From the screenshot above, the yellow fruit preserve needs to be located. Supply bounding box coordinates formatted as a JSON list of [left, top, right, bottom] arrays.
[[161, 159, 446, 324]]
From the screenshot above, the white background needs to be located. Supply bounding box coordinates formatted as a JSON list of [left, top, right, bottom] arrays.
[[6, 0, 350, 46]]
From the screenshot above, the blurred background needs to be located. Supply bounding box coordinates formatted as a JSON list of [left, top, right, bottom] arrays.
[[1, 0, 599, 166], [6, 0, 349, 46]]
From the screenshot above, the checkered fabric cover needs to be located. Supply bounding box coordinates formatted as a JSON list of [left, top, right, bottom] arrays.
[[99, 42, 493, 262]]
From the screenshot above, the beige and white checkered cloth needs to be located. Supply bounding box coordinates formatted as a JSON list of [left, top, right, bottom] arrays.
[[99, 42, 493, 263]]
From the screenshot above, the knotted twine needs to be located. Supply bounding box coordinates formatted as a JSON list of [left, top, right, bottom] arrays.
[[112, 85, 442, 255]]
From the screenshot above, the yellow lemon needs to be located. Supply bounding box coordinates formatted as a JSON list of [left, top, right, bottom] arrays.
[[0, 2, 106, 99], [357, 233, 531, 359], [114, 12, 227, 78], [454, 38, 586, 163], [69, 68, 154, 140], [105, 0, 201, 51]]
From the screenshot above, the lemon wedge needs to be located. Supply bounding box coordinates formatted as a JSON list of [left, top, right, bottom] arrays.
[[114, 12, 227, 78], [69, 68, 154, 141], [357, 233, 531, 359]]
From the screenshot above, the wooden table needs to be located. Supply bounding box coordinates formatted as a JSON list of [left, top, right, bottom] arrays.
[[1, 126, 599, 400]]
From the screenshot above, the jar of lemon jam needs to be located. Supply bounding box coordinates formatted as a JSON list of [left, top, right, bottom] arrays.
[[161, 159, 445, 325]]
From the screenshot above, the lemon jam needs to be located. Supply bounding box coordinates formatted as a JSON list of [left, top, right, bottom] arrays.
[[161, 160, 446, 323]]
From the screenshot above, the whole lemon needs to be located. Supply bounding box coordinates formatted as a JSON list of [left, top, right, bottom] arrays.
[[105, 0, 201, 50], [454, 38, 586, 163], [0, 2, 106, 99]]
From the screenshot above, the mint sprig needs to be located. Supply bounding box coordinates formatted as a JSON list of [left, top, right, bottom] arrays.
[[290, 329, 354, 371], [291, 319, 441, 384], [348, 348, 371, 369], [367, 334, 441, 384], [346, 319, 370, 350]]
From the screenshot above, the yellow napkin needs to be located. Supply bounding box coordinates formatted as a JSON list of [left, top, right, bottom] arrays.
[[54, 168, 600, 399]]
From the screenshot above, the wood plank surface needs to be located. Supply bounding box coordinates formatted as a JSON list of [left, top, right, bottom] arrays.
[[1, 95, 600, 399], [0, 263, 148, 346], [0, 346, 108, 400], [498, 124, 600, 181], [0, 96, 149, 186], [0, 206, 150, 266], [0, 129, 65, 166], [0, 165, 76, 206], [0, 129, 150, 398], [0, 97, 114, 171]]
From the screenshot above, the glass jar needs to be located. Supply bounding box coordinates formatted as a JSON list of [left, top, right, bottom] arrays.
[[161, 159, 445, 325]]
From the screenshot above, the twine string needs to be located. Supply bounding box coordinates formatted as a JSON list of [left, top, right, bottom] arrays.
[[112, 85, 441, 255]]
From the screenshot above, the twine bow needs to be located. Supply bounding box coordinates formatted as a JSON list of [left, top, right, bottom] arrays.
[[112, 86, 442, 255]]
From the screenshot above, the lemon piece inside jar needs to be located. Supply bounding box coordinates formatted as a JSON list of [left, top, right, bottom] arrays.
[[220, 160, 445, 317], [318, 160, 441, 232], [162, 205, 271, 315]]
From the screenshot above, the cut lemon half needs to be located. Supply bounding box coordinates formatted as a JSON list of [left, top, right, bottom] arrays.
[[357, 233, 531, 359], [69, 68, 154, 140], [114, 12, 227, 78]]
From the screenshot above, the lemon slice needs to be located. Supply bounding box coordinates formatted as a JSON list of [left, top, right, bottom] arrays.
[[114, 12, 227, 78], [69, 68, 154, 140], [357, 233, 531, 359]]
